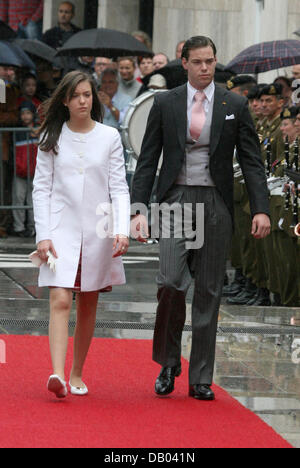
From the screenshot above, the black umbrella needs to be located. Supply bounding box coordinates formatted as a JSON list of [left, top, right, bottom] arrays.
[[14, 39, 57, 64], [0, 40, 35, 69], [225, 40, 300, 74], [0, 20, 16, 40], [55, 28, 153, 58]]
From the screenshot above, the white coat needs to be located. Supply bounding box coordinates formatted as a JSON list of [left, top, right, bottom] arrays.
[[32, 122, 130, 291]]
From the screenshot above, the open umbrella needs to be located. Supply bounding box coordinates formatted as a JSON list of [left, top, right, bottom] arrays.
[[55, 28, 153, 59], [0, 20, 16, 40], [14, 39, 57, 64], [0, 40, 35, 69], [225, 40, 300, 74]]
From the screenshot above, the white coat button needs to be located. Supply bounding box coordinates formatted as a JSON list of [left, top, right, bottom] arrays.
[[79, 168, 84, 174]]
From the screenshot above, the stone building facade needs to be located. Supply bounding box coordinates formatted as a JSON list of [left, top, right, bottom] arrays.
[[43, 0, 300, 75]]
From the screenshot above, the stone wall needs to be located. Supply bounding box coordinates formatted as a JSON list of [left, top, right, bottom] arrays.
[[97, 0, 139, 33], [152, 0, 300, 74], [42, 0, 300, 81]]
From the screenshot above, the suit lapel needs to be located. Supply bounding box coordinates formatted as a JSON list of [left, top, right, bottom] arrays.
[[210, 85, 229, 157], [172, 84, 187, 152]]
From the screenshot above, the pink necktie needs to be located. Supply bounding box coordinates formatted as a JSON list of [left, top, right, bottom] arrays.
[[190, 91, 206, 141]]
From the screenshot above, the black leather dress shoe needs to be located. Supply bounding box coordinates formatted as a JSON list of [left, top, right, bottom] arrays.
[[189, 384, 215, 401], [222, 281, 244, 297], [247, 288, 271, 306], [155, 364, 182, 396], [226, 279, 257, 305]]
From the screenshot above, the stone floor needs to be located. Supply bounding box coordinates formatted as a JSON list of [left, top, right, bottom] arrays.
[[0, 237, 300, 448]]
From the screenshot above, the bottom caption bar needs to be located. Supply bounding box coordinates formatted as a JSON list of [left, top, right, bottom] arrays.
[[103, 450, 198, 465]]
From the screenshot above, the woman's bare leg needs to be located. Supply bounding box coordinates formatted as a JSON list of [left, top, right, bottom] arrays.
[[49, 287, 73, 381], [70, 291, 99, 388]]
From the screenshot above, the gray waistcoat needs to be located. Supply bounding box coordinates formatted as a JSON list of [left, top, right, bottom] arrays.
[[176, 95, 215, 186]]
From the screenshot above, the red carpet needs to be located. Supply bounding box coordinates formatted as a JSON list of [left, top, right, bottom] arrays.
[[0, 335, 292, 448]]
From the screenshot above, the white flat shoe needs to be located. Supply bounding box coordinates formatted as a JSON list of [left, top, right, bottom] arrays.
[[47, 374, 68, 399], [69, 381, 88, 396]]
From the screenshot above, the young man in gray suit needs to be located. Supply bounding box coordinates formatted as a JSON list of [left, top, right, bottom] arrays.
[[130, 36, 270, 401]]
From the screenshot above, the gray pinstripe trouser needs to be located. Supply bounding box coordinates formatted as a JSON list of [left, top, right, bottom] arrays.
[[153, 185, 232, 385]]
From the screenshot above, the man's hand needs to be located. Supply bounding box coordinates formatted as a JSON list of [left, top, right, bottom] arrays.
[[251, 214, 271, 239], [130, 214, 149, 243], [98, 91, 112, 108]]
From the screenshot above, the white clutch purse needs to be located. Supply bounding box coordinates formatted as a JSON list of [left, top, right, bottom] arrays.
[[28, 250, 57, 272]]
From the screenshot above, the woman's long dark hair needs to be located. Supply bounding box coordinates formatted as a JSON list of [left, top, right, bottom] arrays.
[[38, 70, 103, 155]]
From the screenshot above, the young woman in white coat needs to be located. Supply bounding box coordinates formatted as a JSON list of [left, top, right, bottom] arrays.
[[32, 71, 130, 398]]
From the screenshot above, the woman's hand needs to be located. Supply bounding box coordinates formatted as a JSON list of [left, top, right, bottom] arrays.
[[37, 239, 58, 262], [112, 234, 129, 258]]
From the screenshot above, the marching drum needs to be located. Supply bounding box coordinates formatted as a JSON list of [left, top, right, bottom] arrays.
[[121, 90, 166, 175]]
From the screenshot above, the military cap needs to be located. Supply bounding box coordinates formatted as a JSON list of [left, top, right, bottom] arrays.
[[258, 83, 283, 99], [226, 75, 257, 90], [280, 106, 300, 120], [247, 83, 268, 100]]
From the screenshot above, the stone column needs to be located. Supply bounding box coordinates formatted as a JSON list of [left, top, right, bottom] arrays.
[[152, 0, 246, 64], [42, 0, 54, 32], [97, 0, 139, 33]]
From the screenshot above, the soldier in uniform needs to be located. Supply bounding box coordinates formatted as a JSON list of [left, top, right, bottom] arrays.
[[268, 107, 300, 307], [224, 76, 261, 303], [248, 84, 267, 130], [293, 111, 300, 307], [227, 83, 285, 306], [249, 84, 285, 305], [225, 75, 257, 96], [259, 83, 285, 165]]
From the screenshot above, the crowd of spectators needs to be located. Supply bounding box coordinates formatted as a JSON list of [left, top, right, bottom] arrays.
[[1, 1, 300, 241], [0, 1, 182, 238]]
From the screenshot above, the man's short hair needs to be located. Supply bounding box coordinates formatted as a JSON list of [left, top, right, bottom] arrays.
[[117, 56, 136, 67], [138, 53, 154, 66], [100, 68, 119, 81], [177, 40, 186, 48], [153, 53, 169, 63], [59, 1, 75, 14], [274, 76, 292, 88], [181, 36, 217, 61]]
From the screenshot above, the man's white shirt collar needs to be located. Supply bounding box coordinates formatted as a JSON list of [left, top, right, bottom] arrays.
[[187, 80, 215, 105]]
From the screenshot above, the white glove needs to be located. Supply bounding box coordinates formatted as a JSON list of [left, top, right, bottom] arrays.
[[29, 250, 56, 272], [46, 251, 56, 272]]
